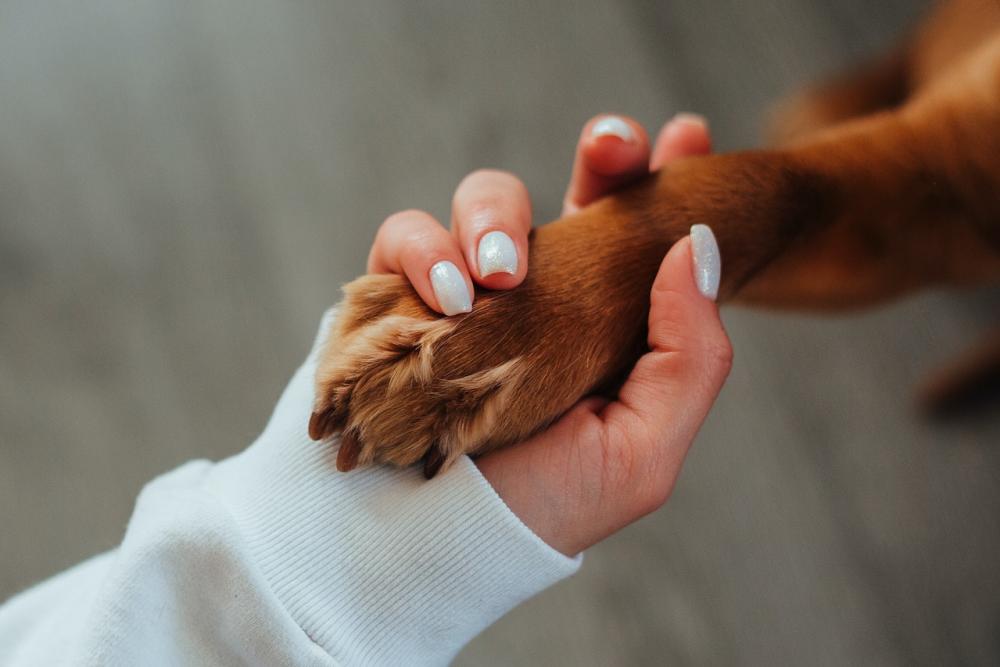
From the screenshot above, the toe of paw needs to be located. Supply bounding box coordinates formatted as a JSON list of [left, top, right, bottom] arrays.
[[339, 274, 431, 334]]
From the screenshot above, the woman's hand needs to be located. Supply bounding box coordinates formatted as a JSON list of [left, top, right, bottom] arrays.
[[368, 113, 730, 555], [366, 113, 712, 314]]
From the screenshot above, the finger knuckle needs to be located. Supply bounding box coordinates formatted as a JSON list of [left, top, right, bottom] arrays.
[[461, 169, 528, 198], [703, 336, 734, 380], [400, 236, 449, 268], [381, 209, 431, 233], [478, 167, 518, 184], [635, 483, 672, 518], [649, 282, 691, 308], [460, 168, 503, 188]]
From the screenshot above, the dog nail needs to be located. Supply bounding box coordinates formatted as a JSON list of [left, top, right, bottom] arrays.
[[690, 224, 721, 301], [336, 431, 362, 472], [591, 115, 635, 142], [672, 112, 708, 130], [477, 231, 518, 277], [430, 260, 472, 315], [308, 410, 331, 440], [423, 445, 447, 479]]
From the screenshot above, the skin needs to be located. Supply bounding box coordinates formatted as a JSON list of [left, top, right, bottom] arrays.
[[366, 113, 730, 556]]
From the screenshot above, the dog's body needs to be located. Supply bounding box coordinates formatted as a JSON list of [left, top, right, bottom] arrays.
[[310, 0, 1000, 476]]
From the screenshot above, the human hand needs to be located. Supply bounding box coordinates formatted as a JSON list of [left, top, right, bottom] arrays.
[[366, 113, 713, 313], [366, 113, 730, 555]]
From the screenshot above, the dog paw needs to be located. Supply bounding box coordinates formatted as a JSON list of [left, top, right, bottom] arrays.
[[309, 273, 544, 477], [307, 194, 683, 477]]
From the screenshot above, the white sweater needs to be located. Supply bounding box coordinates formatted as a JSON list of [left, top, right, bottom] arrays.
[[0, 311, 580, 666]]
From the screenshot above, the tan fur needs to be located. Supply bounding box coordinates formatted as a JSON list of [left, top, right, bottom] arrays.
[[312, 0, 1000, 476]]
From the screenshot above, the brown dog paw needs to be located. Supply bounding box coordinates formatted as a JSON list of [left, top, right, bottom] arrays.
[[309, 273, 560, 476]]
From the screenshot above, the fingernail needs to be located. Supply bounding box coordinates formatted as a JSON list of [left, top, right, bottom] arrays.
[[477, 230, 518, 277], [591, 115, 635, 143], [429, 261, 472, 315], [672, 112, 708, 130], [690, 224, 721, 301]]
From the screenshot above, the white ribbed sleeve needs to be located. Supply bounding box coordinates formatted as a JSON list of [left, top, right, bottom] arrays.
[[0, 310, 581, 666]]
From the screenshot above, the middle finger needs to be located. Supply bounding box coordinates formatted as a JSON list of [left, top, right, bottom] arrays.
[[451, 169, 532, 290]]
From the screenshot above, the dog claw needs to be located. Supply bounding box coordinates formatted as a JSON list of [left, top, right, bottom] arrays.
[[336, 431, 362, 472], [308, 409, 336, 441], [422, 445, 446, 479]]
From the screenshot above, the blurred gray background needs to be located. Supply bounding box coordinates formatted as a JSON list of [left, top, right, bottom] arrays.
[[2, 1, 999, 665]]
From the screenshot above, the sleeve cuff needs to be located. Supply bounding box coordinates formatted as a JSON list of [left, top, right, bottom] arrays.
[[206, 313, 580, 665]]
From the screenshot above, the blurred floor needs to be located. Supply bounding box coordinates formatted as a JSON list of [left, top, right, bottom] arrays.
[[1, 1, 999, 665]]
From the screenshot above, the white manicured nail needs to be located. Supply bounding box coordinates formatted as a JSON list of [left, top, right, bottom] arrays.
[[690, 224, 721, 301], [591, 115, 635, 142], [477, 231, 518, 277], [672, 112, 708, 129], [429, 261, 472, 315]]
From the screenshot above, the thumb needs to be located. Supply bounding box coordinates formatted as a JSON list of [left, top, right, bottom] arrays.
[[603, 225, 731, 478], [474, 227, 731, 555]]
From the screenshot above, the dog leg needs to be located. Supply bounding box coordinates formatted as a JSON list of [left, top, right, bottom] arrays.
[[769, 47, 911, 145]]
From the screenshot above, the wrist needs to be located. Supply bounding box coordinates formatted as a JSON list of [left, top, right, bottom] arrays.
[[476, 443, 589, 557], [204, 309, 582, 663]]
